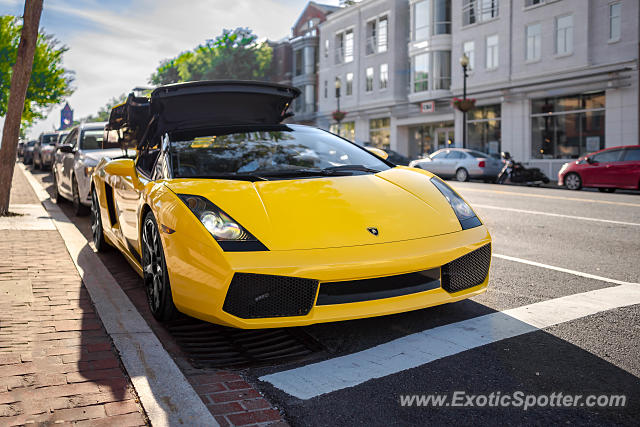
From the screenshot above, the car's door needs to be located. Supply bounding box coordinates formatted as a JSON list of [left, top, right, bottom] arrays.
[[116, 134, 162, 258], [426, 150, 449, 175], [582, 149, 624, 187], [616, 147, 640, 188], [59, 128, 79, 196], [443, 150, 467, 176]]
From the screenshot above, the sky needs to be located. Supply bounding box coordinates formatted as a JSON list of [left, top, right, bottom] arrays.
[[0, 0, 341, 140]]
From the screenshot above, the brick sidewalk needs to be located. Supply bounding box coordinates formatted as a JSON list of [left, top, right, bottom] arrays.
[[0, 167, 147, 426]]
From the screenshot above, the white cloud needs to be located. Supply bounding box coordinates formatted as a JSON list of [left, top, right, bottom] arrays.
[[16, 0, 340, 139]]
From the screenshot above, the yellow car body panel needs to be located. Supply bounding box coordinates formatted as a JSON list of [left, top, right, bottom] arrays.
[[92, 158, 492, 329]]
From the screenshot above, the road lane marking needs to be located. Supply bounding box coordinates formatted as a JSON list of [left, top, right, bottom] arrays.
[[457, 187, 640, 208], [493, 254, 638, 286], [260, 284, 640, 400], [473, 204, 640, 227]]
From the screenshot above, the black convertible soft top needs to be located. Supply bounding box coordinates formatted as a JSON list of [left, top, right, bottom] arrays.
[[106, 81, 300, 149]]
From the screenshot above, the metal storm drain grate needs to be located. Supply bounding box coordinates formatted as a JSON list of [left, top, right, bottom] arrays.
[[165, 317, 322, 368]]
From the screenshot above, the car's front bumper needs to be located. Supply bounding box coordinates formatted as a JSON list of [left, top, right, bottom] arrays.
[[166, 225, 492, 329]]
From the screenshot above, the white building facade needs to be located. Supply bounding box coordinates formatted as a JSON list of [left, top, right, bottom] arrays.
[[316, 0, 639, 179]]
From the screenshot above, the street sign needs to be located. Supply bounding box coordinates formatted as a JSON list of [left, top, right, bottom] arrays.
[[420, 101, 435, 113]]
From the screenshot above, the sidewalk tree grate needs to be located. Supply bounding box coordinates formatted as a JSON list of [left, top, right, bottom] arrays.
[[164, 316, 323, 368]]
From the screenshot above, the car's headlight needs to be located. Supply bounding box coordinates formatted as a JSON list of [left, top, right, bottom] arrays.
[[178, 194, 267, 251], [430, 177, 482, 230]]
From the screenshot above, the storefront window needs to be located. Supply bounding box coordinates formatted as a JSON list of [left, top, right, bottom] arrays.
[[408, 122, 454, 159], [467, 104, 501, 154], [369, 118, 390, 150], [531, 92, 605, 159], [330, 121, 356, 142]]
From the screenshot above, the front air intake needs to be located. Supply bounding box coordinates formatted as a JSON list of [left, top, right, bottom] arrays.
[[441, 244, 491, 293], [223, 273, 319, 319]]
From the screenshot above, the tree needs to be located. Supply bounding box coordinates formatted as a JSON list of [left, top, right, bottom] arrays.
[[0, 1, 44, 215], [149, 28, 273, 85], [0, 15, 74, 129]]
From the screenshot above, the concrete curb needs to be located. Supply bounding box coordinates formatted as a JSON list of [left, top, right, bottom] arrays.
[[18, 163, 218, 427]]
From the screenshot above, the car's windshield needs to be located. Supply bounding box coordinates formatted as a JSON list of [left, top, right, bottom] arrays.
[[169, 125, 390, 179], [41, 134, 57, 145], [80, 128, 118, 150], [27, 141, 36, 147]]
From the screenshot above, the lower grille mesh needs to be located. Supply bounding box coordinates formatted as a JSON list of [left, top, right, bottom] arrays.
[[223, 273, 319, 319], [441, 244, 491, 293]]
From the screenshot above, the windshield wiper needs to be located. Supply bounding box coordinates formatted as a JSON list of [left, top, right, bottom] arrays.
[[185, 173, 267, 182], [321, 165, 381, 173]]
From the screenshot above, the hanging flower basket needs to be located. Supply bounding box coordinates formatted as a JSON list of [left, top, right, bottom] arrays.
[[332, 110, 347, 122], [453, 97, 476, 113]]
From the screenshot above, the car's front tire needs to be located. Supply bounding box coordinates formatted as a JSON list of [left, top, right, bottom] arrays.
[[91, 187, 109, 252], [72, 177, 89, 216], [564, 173, 582, 191], [142, 211, 178, 321], [52, 170, 64, 204]]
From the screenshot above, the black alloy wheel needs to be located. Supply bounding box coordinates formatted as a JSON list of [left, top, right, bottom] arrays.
[[72, 177, 89, 216], [91, 188, 109, 252], [142, 212, 178, 321]]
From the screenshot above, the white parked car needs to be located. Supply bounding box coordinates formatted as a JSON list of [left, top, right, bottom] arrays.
[[52, 122, 132, 215], [409, 148, 502, 182]]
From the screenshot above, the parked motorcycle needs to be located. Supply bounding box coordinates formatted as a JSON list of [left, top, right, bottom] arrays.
[[497, 152, 550, 185]]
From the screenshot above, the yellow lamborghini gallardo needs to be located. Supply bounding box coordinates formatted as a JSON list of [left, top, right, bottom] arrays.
[[91, 81, 491, 328]]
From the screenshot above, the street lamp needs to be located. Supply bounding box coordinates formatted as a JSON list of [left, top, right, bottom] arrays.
[[335, 78, 342, 123], [459, 54, 469, 149]]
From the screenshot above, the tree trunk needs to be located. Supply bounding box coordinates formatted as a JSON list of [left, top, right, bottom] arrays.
[[0, 0, 44, 216]]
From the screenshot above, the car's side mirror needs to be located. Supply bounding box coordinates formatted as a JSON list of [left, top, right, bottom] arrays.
[[58, 144, 74, 153], [104, 158, 136, 178], [586, 157, 595, 164], [365, 147, 389, 160]]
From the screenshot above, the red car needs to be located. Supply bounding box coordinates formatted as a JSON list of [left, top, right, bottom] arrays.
[[558, 145, 640, 192]]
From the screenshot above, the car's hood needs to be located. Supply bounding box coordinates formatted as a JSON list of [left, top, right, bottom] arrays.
[[81, 149, 136, 164], [165, 167, 462, 251]]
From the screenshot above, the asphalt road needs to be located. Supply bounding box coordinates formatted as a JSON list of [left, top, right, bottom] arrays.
[[27, 167, 640, 426]]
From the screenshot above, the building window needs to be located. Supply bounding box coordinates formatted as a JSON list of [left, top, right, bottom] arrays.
[[413, 53, 429, 92], [305, 85, 315, 113], [330, 121, 356, 141], [369, 118, 390, 149], [485, 34, 498, 69], [525, 0, 544, 7], [463, 0, 498, 26], [414, 0, 431, 41], [378, 16, 388, 52], [366, 67, 374, 92], [366, 20, 377, 55], [335, 30, 354, 63], [434, 0, 451, 34], [433, 51, 451, 90], [467, 105, 501, 154], [324, 39, 329, 58], [609, 3, 621, 41], [555, 15, 573, 55], [304, 46, 315, 75], [324, 80, 328, 98], [463, 41, 475, 70], [525, 23, 541, 61], [531, 92, 605, 159], [295, 50, 303, 76], [346, 72, 354, 96], [380, 64, 389, 89]]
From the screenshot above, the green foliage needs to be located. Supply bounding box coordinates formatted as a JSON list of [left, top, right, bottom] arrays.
[[149, 28, 273, 85], [0, 15, 74, 129]]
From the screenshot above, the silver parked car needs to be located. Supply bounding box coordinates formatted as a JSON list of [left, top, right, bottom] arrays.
[[33, 132, 58, 170], [23, 140, 37, 164], [409, 148, 502, 182], [52, 122, 129, 215]]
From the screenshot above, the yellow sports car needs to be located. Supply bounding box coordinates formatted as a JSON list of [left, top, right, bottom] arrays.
[[91, 81, 491, 329]]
